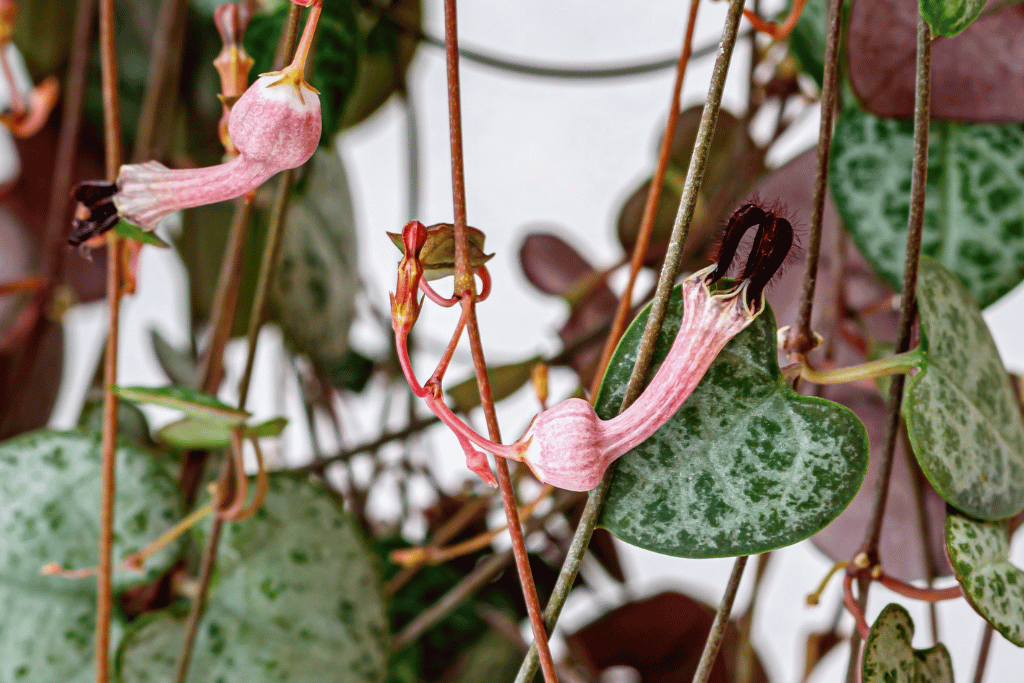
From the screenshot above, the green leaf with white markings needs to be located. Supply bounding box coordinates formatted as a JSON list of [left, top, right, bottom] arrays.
[[862, 604, 954, 683], [920, 0, 986, 37], [830, 109, 1024, 307], [0, 429, 183, 683], [273, 150, 360, 363], [595, 286, 869, 558], [116, 475, 389, 683], [946, 511, 1024, 646], [112, 385, 250, 426], [902, 258, 1024, 519], [157, 416, 288, 450]]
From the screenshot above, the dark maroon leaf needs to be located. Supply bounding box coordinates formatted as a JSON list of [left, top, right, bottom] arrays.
[[519, 231, 603, 298], [617, 107, 766, 269], [567, 591, 770, 683], [802, 629, 844, 682], [811, 384, 951, 581], [848, 0, 1024, 122], [0, 318, 63, 439]]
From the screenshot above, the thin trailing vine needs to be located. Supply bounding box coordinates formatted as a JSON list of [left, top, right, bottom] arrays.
[[787, 0, 845, 356], [516, 0, 749, 678], [844, 11, 932, 681], [174, 5, 304, 681], [95, 0, 125, 677], [440, 0, 558, 679], [692, 556, 749, 683]]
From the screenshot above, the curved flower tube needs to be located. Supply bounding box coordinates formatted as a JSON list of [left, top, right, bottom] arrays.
[[69, 0, 324, 245], [392, 205, 797, 491]]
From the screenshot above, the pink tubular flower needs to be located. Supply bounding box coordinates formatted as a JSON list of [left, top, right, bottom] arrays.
[[392, 204, 795, 491], [68, 0, 323, 245]]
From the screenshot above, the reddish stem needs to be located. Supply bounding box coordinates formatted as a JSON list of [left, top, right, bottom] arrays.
[[441, 0, 557, 679], [878, 573, 963, 602], [844, 574, 870, 641]]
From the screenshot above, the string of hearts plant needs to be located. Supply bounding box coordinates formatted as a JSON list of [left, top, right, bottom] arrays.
[[3, 0, 1024, 682]]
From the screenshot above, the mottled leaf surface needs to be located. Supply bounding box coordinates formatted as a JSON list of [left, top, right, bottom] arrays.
[[946, 511, 1024, 645], [117, 475, 389, 683], [921, 0, 987, 37], [0, 430, 183, 683], [830, 109, 1024, 307], [274, 150, 360, 361], [596, 287, 869, 558], [862, 604, 954, 683], [903, 258, 1024, 519]]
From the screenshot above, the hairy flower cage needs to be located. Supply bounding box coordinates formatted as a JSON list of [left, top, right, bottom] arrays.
[[68, 0, 324, 246], [393, 203, 796, 491]]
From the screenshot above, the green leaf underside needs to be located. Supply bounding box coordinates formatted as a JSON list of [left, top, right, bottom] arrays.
[[116, 475, 389, 683], [447, 355, 543, 413], [112, 385, 250, 426], [862, 604, 954, 683], [946, 511, 1024, 646], [830, 109, 1024, 307], [920, 0, 986, 37], [114, 220, 169, 248], [157, 416, 288, 449], [903, 258, 1024, 519], [595, 286, 869, 558], [0, 430, 183, 682]]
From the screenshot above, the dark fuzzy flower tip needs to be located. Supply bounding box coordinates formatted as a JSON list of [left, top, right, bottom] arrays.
[[68, 181, 119, 246]]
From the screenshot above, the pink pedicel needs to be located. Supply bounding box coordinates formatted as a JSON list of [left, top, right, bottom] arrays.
[[515, 268, 756, 491], [69, 0, 323, 245]]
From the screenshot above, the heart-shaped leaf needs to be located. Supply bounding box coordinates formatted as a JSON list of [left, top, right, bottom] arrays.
[[273, 150, 360, 361], [0, 429, 184, 682], [921, 0, 986, 37], [862, 604, 954, 683], [116, 475, 389, 683], [595, 287, 869, 558], [946, 510, 1024, 646], [112, 385, 251, 426], [902, 257, 1024, 519], [829, 108, 1024, 307], [847, 0, 1024, 122], [157, 416, 288, 449]]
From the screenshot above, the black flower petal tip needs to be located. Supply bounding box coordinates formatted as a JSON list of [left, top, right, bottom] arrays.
[[708, 202, 795, 309], [68, 180, 119, 246]]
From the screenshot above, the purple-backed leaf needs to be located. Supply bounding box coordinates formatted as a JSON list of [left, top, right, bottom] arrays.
[[848, 0, 1024, 122], [617, 107, 765, 268], [567, 591, 769, 683], [519, 231, 603, 299], [0, 318, 63, 440], [811, 383, 951, 580]]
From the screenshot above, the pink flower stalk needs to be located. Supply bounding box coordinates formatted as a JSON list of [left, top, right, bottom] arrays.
[[68, 0, 323, 245], [392, 205, 795, 491]]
